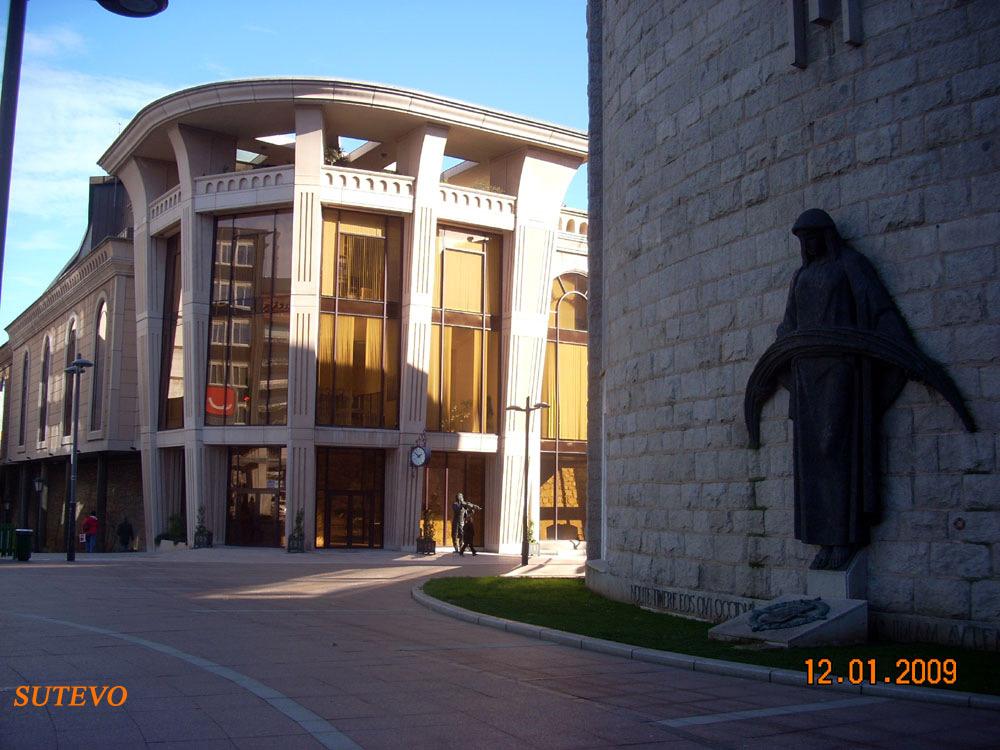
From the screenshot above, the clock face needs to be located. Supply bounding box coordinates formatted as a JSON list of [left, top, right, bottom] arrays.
[[410, 446, 427, 467]]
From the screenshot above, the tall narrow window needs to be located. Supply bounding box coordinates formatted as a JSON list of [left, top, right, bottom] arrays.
[[38, 338, 50, 443], [159, 236, 185, 429], [426, 227, 501, 433], [205, 210, 291, 426], [18, 352, 28, 446], [316, 209, 401, 428], [91, 302, 108, 431], [62, 320, 78, 436], [540, 273, 588, 542]]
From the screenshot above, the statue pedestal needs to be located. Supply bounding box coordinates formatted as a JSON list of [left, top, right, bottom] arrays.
[[807, 548, 868, 599], [708, 595, 867, 648]]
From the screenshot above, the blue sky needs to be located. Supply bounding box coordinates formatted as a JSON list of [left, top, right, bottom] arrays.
[[0, 0, 588, 338]]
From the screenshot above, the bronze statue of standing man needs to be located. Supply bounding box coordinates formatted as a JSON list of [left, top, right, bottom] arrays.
[[745, 209, 975, 572]]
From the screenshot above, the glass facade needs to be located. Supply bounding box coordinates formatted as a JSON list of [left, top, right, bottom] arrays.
[[91, 302, 107, 431], [317, 209, 401, 428], [540, 273, 589, 542], [206, 211, 292, 426], [426, 227, 501, 433], [159, 236, 185, 429], [314, 447, 384, 548], [226, 446, 286, 547]]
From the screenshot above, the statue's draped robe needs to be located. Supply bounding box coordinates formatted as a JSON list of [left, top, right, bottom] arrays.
[[777, 245, 909, 546]]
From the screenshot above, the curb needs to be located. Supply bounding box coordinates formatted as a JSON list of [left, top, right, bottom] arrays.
[[412, 585, 1000, 712]]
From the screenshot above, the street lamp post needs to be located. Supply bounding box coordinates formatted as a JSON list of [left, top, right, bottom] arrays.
[[64, 355, 92, 562], [506, 396, 548, 567]]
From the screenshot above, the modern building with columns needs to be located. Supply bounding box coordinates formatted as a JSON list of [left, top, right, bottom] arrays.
[[90, 77, 589, 553]]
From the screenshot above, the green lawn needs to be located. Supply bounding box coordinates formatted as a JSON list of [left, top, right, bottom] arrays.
[[423, 577, 1000, 696]]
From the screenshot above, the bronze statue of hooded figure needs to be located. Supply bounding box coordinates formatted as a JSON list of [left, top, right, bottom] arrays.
[[746, 210, 974, 571]]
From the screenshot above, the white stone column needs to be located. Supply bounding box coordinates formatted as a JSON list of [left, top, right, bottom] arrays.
[[286, 106, 325, 548], [167, 125, 236, 540], [385, 123, 448, 550], [492, 149, 583, 554], [117, 157, 174, 547]]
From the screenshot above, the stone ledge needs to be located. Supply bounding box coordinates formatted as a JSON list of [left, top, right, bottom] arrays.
[[411, 584, 1000, 712]]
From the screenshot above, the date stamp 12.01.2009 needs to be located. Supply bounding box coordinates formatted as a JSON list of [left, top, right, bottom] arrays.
[[805, 658, 957, 687]]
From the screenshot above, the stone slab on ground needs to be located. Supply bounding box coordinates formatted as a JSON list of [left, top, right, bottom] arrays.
[[709, 595, 868, 647]]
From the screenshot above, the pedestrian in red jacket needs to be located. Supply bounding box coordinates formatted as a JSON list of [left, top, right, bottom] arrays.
[[81, 512, 99, 553]]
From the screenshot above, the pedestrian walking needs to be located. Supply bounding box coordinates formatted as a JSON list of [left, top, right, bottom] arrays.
[[81, 511, 99, 553], [116, 517, 135, 552], [460, 513, 478, 556]]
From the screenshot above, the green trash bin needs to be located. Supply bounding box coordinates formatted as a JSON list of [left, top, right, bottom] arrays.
[[15, 529, 32, 562]]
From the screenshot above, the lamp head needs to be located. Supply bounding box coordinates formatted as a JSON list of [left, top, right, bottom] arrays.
[[96, 0, 169, 17], [65, 356, 94, 375]]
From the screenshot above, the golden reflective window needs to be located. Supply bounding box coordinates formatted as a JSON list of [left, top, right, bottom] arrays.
[[426, 227, 501, 433], [317, 209, 401, 428]]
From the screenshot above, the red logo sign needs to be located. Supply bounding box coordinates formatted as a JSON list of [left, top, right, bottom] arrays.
[[205, 385, 236, 416]]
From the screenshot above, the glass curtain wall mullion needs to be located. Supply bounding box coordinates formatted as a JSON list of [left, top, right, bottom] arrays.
[[160, 236, 186, 430], [262, 212, 276, 420], [427, 227, 501, 434], [332, 211, 340, 424], [317, 209, 401, 429], [540, 273, 589, 542], [381, 215, 387, 428], [205, 211, 291, 427]]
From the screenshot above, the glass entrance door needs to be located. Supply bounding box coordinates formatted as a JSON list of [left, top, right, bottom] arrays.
[[314, 448, 385, 549], [320, 491, 381, 548]]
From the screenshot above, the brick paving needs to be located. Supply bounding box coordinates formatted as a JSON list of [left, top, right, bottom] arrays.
[[1, 549, 997, 748]]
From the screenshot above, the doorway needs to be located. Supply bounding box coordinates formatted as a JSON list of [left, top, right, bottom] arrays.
[[228, 490, 285, 547], [226, 447, 286, 547], [315, 448, 384, 549]]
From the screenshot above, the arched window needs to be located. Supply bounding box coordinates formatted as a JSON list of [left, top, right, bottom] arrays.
[[38, 338, 50, 443], [91, 302, 108, 431], [18, 351, 28, 446], [539, 273, 589, 542], [62, 319, 78, 436]]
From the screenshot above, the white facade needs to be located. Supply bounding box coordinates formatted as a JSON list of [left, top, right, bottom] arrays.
[[100, 78, 589, 552]]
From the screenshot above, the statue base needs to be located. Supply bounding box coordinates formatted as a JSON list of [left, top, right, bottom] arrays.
[[808, 548, 868, 599], [708, 595, 868, 648]]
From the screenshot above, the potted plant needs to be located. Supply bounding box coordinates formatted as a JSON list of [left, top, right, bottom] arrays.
[[193, 505, 213, 549], [528, 519, 540, 558], [287, 509, 305, 553], [155, 513, 187, 551], [416, 508, 436, 555]]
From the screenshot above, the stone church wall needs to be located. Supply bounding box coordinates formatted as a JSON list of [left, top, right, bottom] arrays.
[[589, 0, 1000, 647]]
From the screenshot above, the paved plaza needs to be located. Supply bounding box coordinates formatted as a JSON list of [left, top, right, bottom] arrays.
[[1, 550, 998, 749]]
